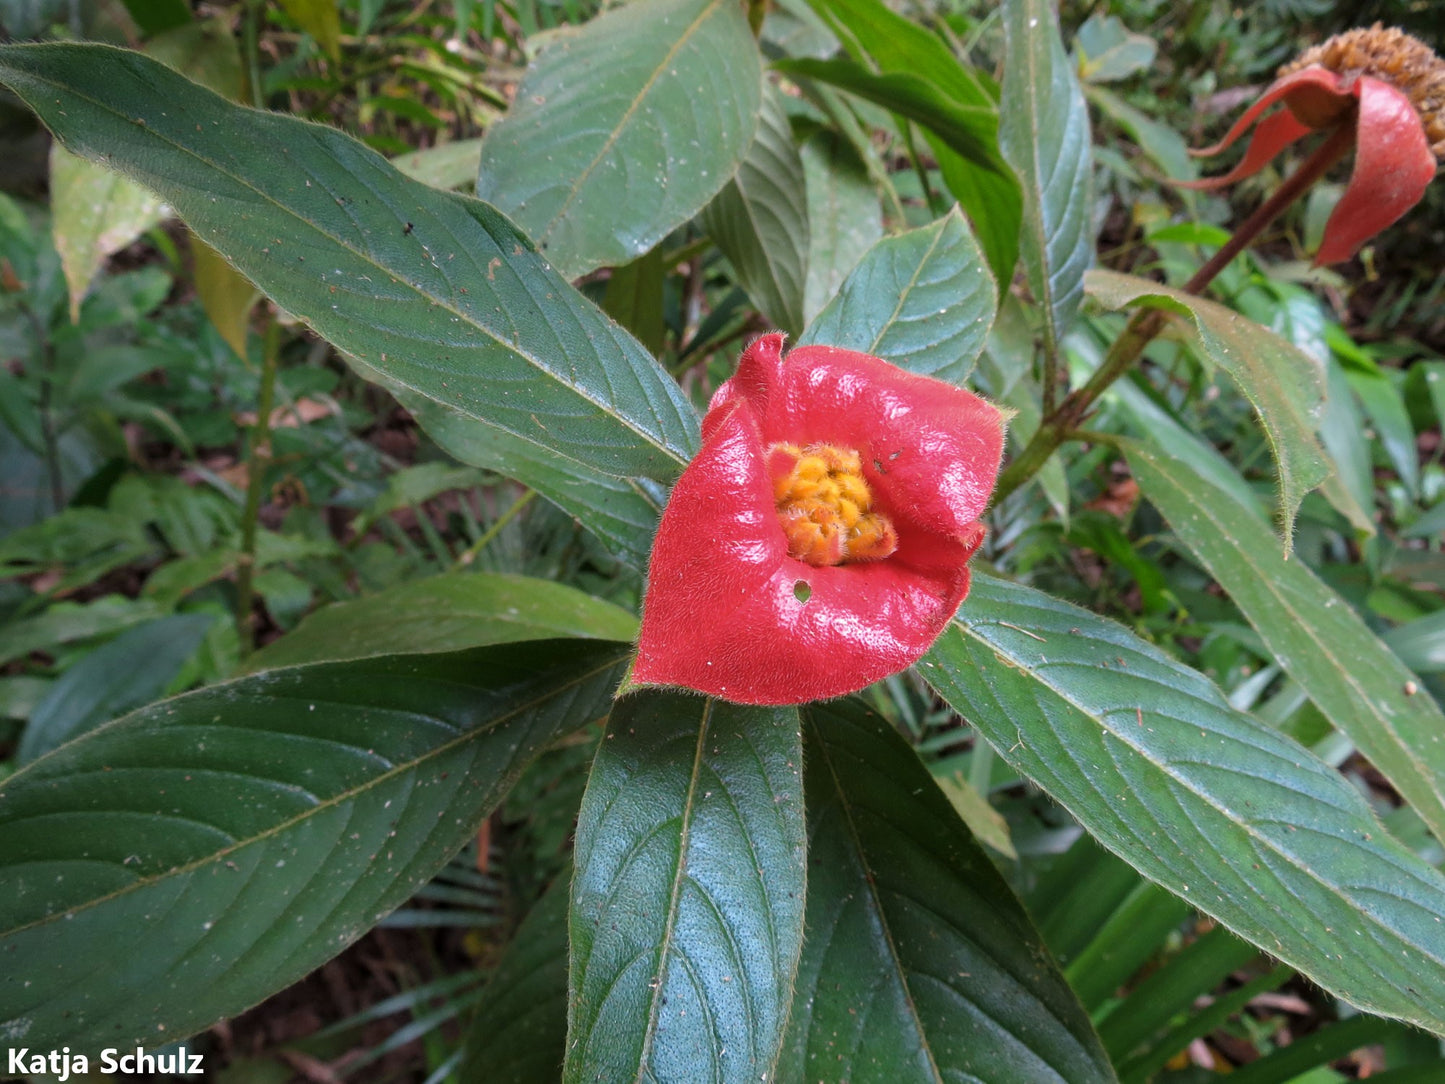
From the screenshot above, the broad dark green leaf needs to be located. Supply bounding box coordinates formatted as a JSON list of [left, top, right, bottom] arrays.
[[802, 0, 1022, 285], [17, 613, 212, 763], [246, 571, 637, 671], [799, 206, 996, 385], [703, 82, 809, 337], [1000, 0, 1093, 366], [0, 640, 629, 1050], [461, 869, 571, 1084], [1122, 431, 1445, 845], [0, 43, 700, 483], [800, 129, 881, 323], [568, 692, 805, 1083], [1086, 269, 1329, 539], [476, 0, 761, 279], [777, 699, 1116, 1084], [925, 574, 1445, 1035]]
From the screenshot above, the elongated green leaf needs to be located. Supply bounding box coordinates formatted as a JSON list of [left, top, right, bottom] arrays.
[[17, 613, 212, 763], [1086, 269, 1329, 538], [462, 869, 570, 1083], [773, 56, 1000, 174], [925, 574, 1445, 1035], [476, 0, 761, 279], [778, 699, 1116, 1084], [1000, 0, 1093, 365], [247, 571, 637, 671], [703, 82, 809, 337], [0, 640, 629, 1050], [800, 129, 881, 323], [1123, 432, 1445, 845], [1084, 85, 1196, 183], [802, 0, 1022, 285], [396, 383, 665, 570], [602, 247, 666, 357], [800, 206, 996, 385], [568, 692, 805, 1083], [0, 43, 700, 483]]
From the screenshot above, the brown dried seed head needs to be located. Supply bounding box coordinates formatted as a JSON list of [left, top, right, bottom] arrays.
[[1280, 23, 1445, 160]]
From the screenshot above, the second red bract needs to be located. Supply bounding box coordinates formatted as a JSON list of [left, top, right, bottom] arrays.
[[631, 333, 1004, 706]]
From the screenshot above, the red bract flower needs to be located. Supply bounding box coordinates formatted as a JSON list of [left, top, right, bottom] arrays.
[[1184, 25, 1444, 264], [630, 333, 1004, 706]]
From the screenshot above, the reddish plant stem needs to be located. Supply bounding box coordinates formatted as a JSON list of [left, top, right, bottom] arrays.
[[991, 122, 1356, 508]]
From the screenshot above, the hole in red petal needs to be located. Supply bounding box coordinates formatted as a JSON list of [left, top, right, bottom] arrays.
[[793, 580, 811, 603]]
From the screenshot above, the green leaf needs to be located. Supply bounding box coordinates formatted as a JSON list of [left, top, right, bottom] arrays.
[[1085, 269, 1330, 539], [277, 0, 341, 61], [1386, 610, 1445, 675], [0, 640, 630, 1050], [191, 236, 258, 361], [1000, 0, 1093, 365], [703, 81, 809, 337], [1073, 14, 1157, 84], [1344, 365, 1419, 500], [476, 0, 762, 279], [778, 699, 1117, 1083], [49, 19, 245, 322], [0, 596, 165, 668], [568, 691, 805, 1082], [0, 43, 700, 483], [774, 56, 1001, 175], [799, 206, 996, 385], [925, 573, 1445, 1035], [246, 571, 637, 671], [49, 143, 165, 322], [461, 869, 570, 1083], [800, 129, 881, 323], [1122, 432, 1445, 845], [391, 137, 485, 192], [1085, 85, 1196, 183], [801, 0, 1022, 285], [601, 247, 667, 357], [17, 613, 213, 763]]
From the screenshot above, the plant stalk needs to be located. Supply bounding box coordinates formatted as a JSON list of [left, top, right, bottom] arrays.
[[235, 317, 281, 657], [991, 123, 1356, 507]]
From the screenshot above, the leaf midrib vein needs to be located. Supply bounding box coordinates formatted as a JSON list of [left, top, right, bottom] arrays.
[[949, 619, 1445, 970], [0, 653, 625, 938], [539, 0, 724, 251], [11, 59, 688, 468]]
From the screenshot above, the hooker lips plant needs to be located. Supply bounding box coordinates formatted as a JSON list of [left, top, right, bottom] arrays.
[[631, 332, 1004, 705], [2, 1, 1445, 1080]]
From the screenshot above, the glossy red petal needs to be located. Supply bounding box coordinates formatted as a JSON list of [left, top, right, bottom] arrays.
[[713, 336, 1004, 538], [1177, 106, 1314, 189], [1190, 67, 1347, 158], [632, 399, 985, 706], [1315, 76, 1437, 264]]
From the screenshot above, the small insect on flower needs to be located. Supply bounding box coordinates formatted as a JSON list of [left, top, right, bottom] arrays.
[[628, 334, 1004, 706], [1183, 24, 1445, 264]]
